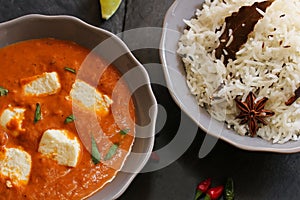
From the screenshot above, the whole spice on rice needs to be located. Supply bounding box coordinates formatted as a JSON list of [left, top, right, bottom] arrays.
[[235, 92, 275, 136], [285, 86, 300, 106], [215, 0, 274, 64]]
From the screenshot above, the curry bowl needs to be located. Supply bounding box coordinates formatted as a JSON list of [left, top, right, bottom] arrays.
[[0, 14, 157, 199], [160, 0, 300, 153]]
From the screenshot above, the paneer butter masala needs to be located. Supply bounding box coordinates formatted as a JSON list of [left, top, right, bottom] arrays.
[[0, 38, 135, 199]]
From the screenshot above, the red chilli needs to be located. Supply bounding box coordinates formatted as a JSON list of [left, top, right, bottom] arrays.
[[204, 185, 224, 200], [194, 178, 212, 200]]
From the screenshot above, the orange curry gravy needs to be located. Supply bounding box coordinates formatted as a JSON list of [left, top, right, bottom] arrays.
[[0, 38, 135, 199]]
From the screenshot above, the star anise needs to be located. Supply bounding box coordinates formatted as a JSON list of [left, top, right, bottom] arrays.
[[235, 92, 275, 136]]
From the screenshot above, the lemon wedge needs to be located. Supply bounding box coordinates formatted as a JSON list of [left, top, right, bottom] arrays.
[[100, 0, 122, 20]]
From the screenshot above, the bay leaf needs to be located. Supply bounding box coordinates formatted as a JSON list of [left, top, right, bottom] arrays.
[[215, 1, 274, 65]]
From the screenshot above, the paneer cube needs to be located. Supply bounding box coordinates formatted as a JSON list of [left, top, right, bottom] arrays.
[[21, 72, 61, 96], [38, 129, 81, 167], [0, 106, 25, 136], [69, 79, 113, 116], [0, 148, 32, 186]]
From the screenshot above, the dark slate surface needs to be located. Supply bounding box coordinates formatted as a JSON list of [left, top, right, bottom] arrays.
[[0, 0, 125, 33], [0, 0, 300, 199]]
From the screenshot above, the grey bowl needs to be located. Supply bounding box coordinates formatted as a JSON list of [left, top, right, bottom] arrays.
[[160, 0, 300, 153], [0, 14, 157, 199]]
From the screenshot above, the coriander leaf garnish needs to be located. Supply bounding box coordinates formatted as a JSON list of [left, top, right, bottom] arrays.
[[0, 86, 8, 96], [64, 114, 75, 124], [64, 67, 76, 74], [34, 103, 41, 124], [120, 129, 130, 135], [91, 134, 101, 165], [104, 143, 119, 161]]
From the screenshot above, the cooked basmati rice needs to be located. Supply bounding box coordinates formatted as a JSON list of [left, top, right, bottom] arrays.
[[177, 0, 300, 143]]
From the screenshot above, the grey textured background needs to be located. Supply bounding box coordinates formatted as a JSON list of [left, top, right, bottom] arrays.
[[0, 0, 299, 199]]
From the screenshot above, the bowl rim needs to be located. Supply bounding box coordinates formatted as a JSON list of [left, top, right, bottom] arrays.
[[159, 0, 300, 153], [0, 14, 158, 199]]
